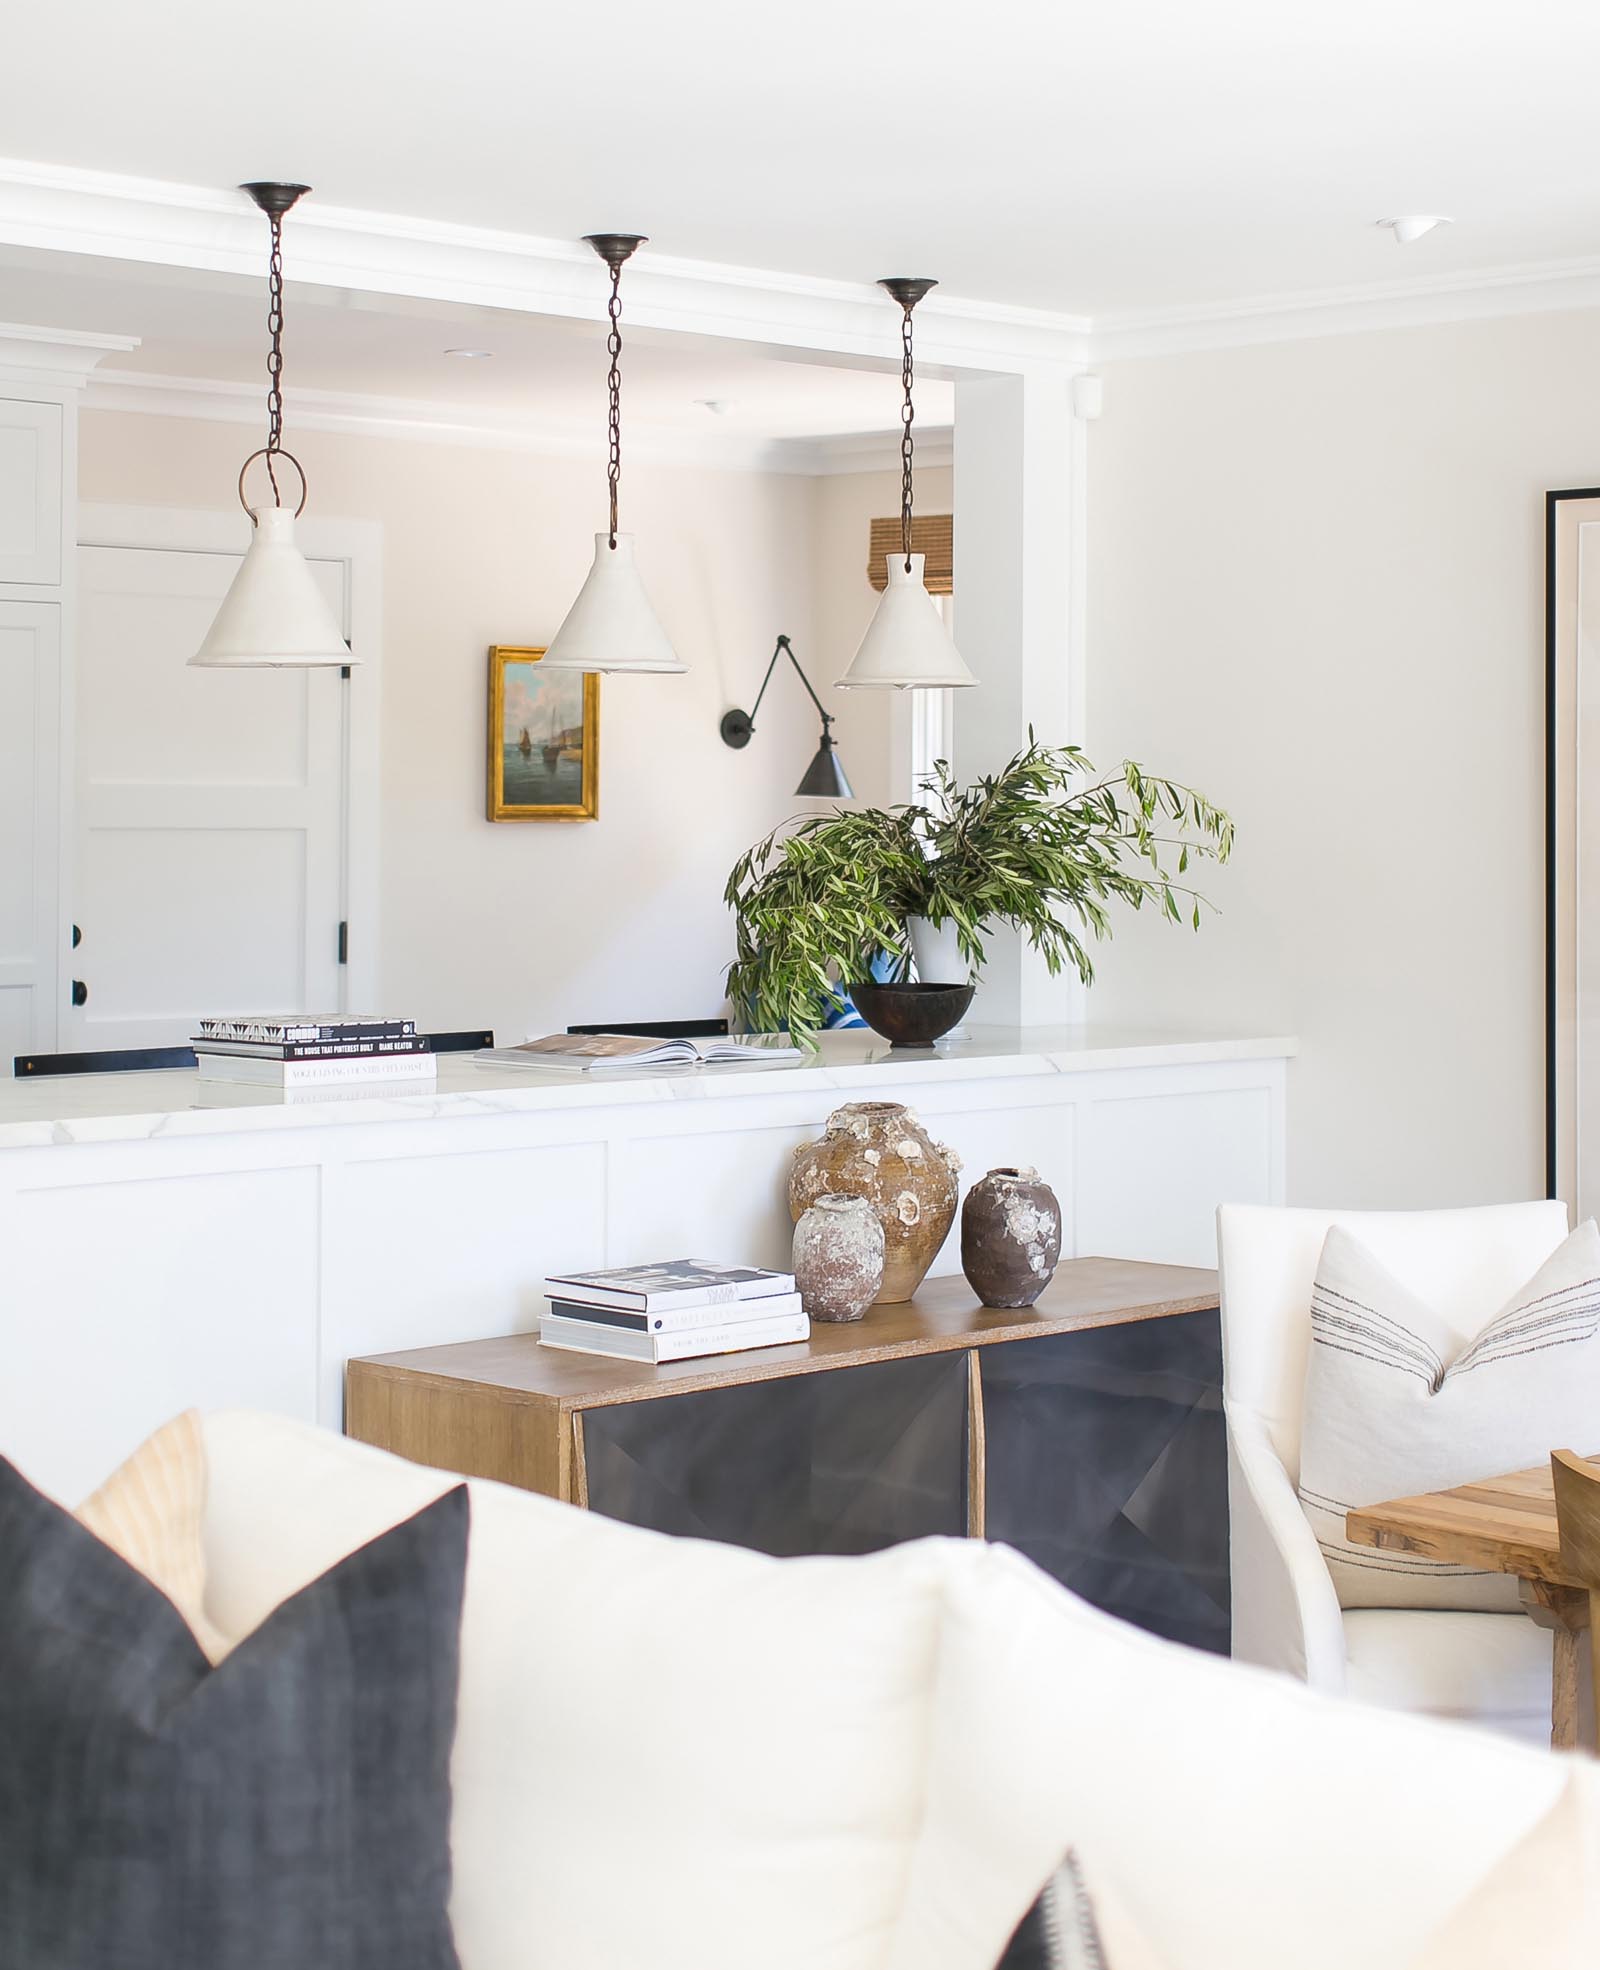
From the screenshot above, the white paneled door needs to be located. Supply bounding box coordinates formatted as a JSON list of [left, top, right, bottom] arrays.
[[0, 399, 64, 584], [64, 540, 348, 1049], [0, 601, 61, 1062]]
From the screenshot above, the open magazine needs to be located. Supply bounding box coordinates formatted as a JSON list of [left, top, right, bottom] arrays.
[[474, 1031, 803, 1070]]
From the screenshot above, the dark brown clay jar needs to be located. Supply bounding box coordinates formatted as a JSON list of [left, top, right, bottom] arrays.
[[788, 1101, 961, 1303], [961, 1166, 1062, 1308]]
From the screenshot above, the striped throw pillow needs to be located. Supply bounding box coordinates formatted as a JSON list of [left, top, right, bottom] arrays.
[[1298, 1218, 1600, 1611], [76, 1409, 231, 1661]]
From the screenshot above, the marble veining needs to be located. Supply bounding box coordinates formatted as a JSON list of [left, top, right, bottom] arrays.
[[0, 1025, 1297, 1154]]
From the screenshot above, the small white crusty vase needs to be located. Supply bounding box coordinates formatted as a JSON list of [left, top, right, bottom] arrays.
[[792, 1194, 885, 1322]]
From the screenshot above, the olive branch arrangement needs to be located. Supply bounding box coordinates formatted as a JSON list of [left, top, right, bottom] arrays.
[[724, 737, 1233, 1043]]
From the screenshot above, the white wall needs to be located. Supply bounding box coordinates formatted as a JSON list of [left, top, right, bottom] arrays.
[[1084, 308, 1600, 1208], [78, 410, 854, 1042]]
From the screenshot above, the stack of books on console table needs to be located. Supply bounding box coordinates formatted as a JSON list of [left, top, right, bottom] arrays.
[[539, 1260, 808, 1364], [192, 1015, 437, 1087]]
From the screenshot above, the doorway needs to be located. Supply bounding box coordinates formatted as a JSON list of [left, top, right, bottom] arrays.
[[63, 504, 380, 1050]]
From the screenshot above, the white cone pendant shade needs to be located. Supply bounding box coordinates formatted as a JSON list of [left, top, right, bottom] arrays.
[[837, 554, 977, 690], [540, 533, 686, 674], [189, 508, 350, 669]]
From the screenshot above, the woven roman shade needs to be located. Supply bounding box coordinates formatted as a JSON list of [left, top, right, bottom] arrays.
[[868, 514, 953, 594]]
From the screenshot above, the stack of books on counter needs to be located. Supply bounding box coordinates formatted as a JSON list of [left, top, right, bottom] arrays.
[[192, 1015, 437, 1087], [539, 1260, 808, 1364]]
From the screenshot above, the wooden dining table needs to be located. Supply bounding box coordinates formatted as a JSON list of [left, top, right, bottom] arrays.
[[1346, 1462, 1592, 1751]]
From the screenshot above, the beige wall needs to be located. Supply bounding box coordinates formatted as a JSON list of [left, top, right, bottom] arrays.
[[1084, 309, 1600, 1208], [78, 313, 1580, 1206], [79, 410, 852, 1042]]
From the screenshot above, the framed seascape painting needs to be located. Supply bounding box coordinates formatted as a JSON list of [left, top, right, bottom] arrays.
[[1548, 489, 1600, 1214], [487, 645, 600, 822]]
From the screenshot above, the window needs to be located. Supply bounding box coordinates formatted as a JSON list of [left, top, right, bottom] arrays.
[[909, 596, 953, 804]]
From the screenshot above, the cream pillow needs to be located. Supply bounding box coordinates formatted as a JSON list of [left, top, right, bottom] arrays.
[[203, 1411, 955, 1970], [76, 1409, 230, 1661], [1298, 1218, 1600, 1610], [1408, 1767, 1600, 1967]]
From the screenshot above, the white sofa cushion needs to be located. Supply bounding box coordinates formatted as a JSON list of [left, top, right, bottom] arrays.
[[1408, 1767, 1600, 1966], [1343, 1608, 1552, 1743], [1298, 1220, 1600, 1610], [199, 1412, 1600, 1970], [202, 1411, 951, 1970], [889, 1541, 1579, 1970]]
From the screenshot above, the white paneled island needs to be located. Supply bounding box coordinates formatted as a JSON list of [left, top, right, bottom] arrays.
[[0, 1025, 1292, 1496]]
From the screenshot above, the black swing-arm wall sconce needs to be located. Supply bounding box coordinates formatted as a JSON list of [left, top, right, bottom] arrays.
[[720, 636, 853, 798]]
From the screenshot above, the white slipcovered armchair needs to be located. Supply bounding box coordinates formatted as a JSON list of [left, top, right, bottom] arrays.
[[1218, 1200, 1570, 1744]]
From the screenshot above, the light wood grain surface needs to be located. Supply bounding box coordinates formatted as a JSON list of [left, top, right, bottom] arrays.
[[348, 1257, 1219, 1414], [1551, 1450, 1600, 1752], [1345, 1463, 1577, 1587]]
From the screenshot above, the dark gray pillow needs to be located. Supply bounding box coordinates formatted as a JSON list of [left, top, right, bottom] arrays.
[[0, 1453, 468, 1970], [996, 1850, 1110, 1970]]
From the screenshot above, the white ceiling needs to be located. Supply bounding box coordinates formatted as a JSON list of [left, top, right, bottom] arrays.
[[4, 0, 1600, 319], [0, 247, 953, 447]]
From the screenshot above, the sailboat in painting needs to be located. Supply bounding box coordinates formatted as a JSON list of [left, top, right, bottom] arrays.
[[490, 647, 596, 821]]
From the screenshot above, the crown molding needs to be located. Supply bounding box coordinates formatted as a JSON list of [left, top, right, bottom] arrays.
[[83, 366, 938, 477], [0, 318, 139, 388], [785, 428, 953, 475], [15, 156, 1600, 382], [1089, 253, 1600, 361], [0, 158, 1089, 376]]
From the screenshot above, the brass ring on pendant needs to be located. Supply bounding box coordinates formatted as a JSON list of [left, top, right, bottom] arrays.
[[237, 447, 309, 520]]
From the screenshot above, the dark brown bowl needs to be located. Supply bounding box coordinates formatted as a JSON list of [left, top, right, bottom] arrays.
[[848, 981, 975, 1048]]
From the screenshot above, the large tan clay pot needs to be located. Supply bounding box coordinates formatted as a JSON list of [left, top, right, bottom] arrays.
[[788, 1101, 961, 1303]]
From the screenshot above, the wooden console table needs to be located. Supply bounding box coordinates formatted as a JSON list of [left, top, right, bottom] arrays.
[[347, 1256, 1229, 1653]]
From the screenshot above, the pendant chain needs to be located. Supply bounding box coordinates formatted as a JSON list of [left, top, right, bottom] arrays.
[[264, 213, 286, 507], [899, 303, 916, 571], [606, 259, 624, 549]]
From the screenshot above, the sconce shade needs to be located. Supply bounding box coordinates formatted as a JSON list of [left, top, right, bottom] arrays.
[[837, 553, 977, 690], [540, 533, 686, 674], [796, 734, 853, 799], [189, 509, 350, 669]]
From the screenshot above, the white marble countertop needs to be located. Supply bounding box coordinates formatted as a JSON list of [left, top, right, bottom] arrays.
[[0, 1025, 1297, 1151]]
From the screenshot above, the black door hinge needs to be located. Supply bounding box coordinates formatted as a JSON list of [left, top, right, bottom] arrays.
[[337, 921, 348, 965]]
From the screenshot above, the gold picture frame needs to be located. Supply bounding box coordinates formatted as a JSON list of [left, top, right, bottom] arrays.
[[487, 645, 600, 822]]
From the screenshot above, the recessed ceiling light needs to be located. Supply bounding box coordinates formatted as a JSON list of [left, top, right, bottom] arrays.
[[444, 347, 494, 359], [1376, 216, 1452, 245]]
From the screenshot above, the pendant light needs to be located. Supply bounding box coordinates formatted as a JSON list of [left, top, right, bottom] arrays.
[[837, 278, 976, 692], [719, 635, 854, 798], [540, 235, 685, 675], [191, 183, 352, 670]]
